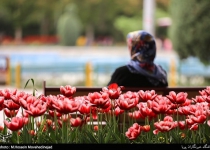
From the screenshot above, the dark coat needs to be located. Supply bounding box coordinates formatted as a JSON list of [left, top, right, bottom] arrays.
[[107, 66, 168, 88]]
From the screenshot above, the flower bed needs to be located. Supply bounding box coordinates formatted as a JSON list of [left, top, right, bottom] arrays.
[[0, 79, 210, 144]]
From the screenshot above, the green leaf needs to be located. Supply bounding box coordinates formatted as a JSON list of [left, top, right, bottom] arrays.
[[24, 78, 34, 89], [24, 78, 37, 96], [83, 130, 98, 143]]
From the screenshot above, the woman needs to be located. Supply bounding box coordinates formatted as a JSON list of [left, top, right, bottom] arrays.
[[107, 30, 168, 87]]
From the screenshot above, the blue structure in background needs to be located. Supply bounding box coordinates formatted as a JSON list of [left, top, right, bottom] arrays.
[[9, 52, 171, 74], [179, 57, 210, 77], [7, 52, 210, 78]]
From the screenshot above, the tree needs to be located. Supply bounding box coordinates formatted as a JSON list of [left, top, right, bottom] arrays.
[[56, 3, 82, 46], [0, 0, 38, 43], [73, 0, 144, 43], [0, 0, 61, 42], [169, 0, 210, 65], [0, 0, 171, 44]]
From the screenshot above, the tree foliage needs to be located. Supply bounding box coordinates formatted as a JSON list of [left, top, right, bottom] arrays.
[[57, 3, 82, 46], [169, 0, 210, 65], [0, 0, 170, 44]]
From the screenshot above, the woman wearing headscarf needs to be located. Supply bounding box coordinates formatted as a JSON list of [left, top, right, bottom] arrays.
[[107, 30, 168, 87]]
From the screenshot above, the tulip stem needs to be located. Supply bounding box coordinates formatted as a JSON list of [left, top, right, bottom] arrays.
[[97, 109, 100, 143], [123, 111, 126, 135], [192, 131, 195, 143], [145, 116, 149, 125], [62, 115, 67, 143], [112, 100, 116, 132], [67, 114, 70, 143], [17, 131, 19, 144], [165, 132, 168, 144], [53, 111, 58, 143], [176, 104, 179, 136]]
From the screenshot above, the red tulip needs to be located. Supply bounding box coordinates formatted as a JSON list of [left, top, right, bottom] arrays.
[[45, 95, 59, 110], [70, 117, 83, 127], [4, 100, 20, 110], [0, 96, 4, 106], [0, 96, 4, 111], [114, 106, 124, 116], [61, 115, 70, 123], [178, 105, 194, 116], [192, 96, 205, 103], [19, 98, 28, 110], [19, 95, 37, 110], [180, 132, 186, 138], [189, 123, 198, 131], [199, 90, 208, 96], [163, 116, 174, 122], [0, 88, 17, 100], [38, 95, 48, 103], [17, 130, 21, 136], [78, 102, 91, 114], [88, 92, 110, 109], [90, 106, 98, 120], [52, 97, 80, 114], [48, 110, 62, 118], [138, 90, 157, 102], [186, 118, 195, 126], [204, 96, 210, 103], [46, 119, 53, 127], [25, 99, 47, 117], [154, 119, 177, 133], [116, 91, 139, 110], [60, 85, 76, 97], [101, 104, 111, 113], [94, 125, 98, 131], [166, 91, 187, 104], [125, 123, 141, 140], [10, 91, 31, 105], [26, 95, 37, 104], [178, 121, 187, 130], [74, 96, 93, 114], [128, 110, 145, 120], [0, 126, 3, 131], [189, 105, 206, 124], [150, 96, 171, 114], [181, 99, 193, 106], [141, 125, 150, 132], [199, 86, 210, 96], [102, 83, 122, 99], [190, 115, 206, 124], [4, 117, 25, 131], [139, 104, 156, 118], [4, 108, 19, 118], [28, 130, 36, 136]]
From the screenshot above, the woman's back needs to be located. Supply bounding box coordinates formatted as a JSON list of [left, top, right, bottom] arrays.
[[108, 65, 168, 87]]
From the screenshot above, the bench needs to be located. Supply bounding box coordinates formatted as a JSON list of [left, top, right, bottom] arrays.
[[42, 81, 206, 98], [42, 81, 206, 127]]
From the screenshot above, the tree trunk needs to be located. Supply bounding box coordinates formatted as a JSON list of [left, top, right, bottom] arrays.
[[85, 24, 94, 46], [40, 17, 49, 35], [15, 27, 22, 44]]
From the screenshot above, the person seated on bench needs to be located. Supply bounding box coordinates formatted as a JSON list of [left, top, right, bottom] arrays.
[[107, 30, 168, 88]]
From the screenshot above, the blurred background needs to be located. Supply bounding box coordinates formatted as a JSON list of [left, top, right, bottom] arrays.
[[0, 0, 210, 91]]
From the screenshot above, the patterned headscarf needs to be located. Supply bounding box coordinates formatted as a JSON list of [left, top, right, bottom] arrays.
[[126, 30, 168, 86]]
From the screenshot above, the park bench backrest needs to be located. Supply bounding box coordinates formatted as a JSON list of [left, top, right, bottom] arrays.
[[42, 81, 206, 99]]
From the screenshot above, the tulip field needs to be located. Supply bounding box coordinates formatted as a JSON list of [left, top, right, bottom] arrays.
[[0, 79, 210, 144]]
